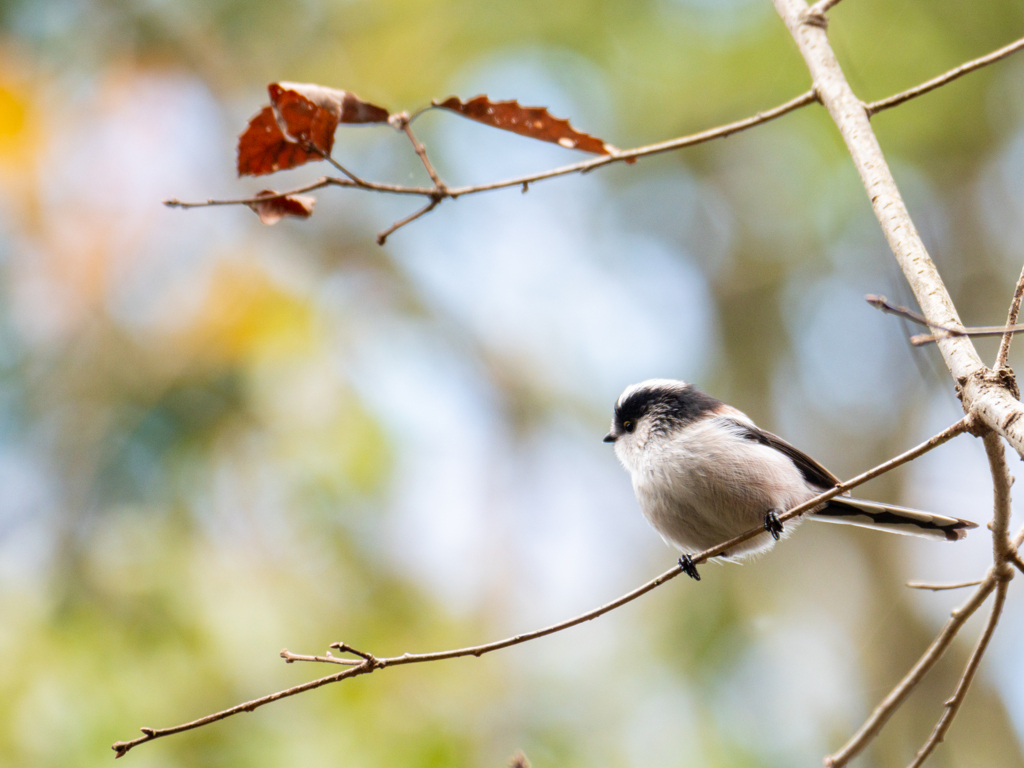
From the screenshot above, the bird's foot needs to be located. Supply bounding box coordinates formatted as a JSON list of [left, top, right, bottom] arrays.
[[678, 554, 701, 581], [764, 509, 784, 541]]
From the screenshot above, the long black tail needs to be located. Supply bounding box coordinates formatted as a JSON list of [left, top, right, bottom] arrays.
[[811, 498, 977, 542]]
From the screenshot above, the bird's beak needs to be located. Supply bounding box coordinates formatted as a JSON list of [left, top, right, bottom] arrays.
[[603, 432, 617, 443]]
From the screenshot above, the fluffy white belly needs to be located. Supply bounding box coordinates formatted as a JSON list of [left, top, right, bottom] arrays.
[[633, 421, 816, 557]]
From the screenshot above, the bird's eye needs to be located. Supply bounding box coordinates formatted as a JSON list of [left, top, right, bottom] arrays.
[[623, 420, 635, 433]]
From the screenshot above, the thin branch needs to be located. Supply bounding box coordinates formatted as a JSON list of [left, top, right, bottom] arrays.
[[164, 177, 437, 209], [280, 649, 359, 666], [865, 294, 1024, 347], [868, 34, 1024, 116], [1010, 550, 1024, 575], [829, 429, 1017, 767], [442, 89, 820, 196], [111, 661, 378, 758], [394, 114, 447, 192], [110, 418, 969, 758], [164, 178, 338, 208], [996, 262, 1024, 369], [829, 523, 1024, 768], [824, 576, 998, 768], [906, 580, 984, 591], [906, 580, 1009, 768], [911, 327, 1024, 348], [165, 91, 819, 213], [903, 432, 1019, 767], [866, 294, 960, 332], [315, 148, 369, 186], [376, 198, 440, 245]]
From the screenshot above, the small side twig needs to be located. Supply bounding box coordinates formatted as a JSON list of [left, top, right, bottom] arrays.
[[996, 262, 1024, 370], [867, 34, 1024, 116], [376, 198, 440, 245], [866, 294, 1024, 347], [391, 111, 447, 193], [906, 580, 984, 591], [906, 580, 1010, 768], [329, 642, 381, 664], [280, 649, 360, 666], [824, 577, 998, 768], [827, 429, 1018, 768], [111, 661, 378, 758]]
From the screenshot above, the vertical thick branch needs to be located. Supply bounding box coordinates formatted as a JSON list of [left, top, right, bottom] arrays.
[[772, 0, 1024, 455]]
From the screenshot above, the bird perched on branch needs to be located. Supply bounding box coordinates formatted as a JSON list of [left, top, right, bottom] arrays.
[[604, 379, 976, 581]]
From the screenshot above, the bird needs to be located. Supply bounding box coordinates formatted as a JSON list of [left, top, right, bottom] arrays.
[[604, 379, 976, 581]]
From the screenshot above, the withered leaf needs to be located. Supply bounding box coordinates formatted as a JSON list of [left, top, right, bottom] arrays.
[[238, 82, 390, 177], [433, 95, 617, 156], [247, 189, 316, 225]]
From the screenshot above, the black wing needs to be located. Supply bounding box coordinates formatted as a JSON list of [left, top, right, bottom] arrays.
[[724, 419, 840, 490]]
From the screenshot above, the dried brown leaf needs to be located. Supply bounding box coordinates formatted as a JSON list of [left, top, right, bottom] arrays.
[[237, 83, 390, 177], [247, 189, 316, 225], [433, 95, 617, 155]]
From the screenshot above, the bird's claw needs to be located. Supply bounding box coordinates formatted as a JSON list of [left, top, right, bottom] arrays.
[[678, 554, 701, 581], [764, 509, 784, 541]]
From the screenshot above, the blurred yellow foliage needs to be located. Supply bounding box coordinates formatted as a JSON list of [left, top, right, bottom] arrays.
[[187, 262, 318, 366]]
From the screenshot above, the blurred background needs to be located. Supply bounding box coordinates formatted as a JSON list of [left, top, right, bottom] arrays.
[[2, 0, 1024, 766]]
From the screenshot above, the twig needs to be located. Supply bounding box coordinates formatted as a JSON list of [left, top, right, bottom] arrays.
[[111, 661, 378, 758], [311, 146, 369, 186], [1009, 550, 1024, 575], [907, 580, 1009, 768], [111, 418, 969, 759], [376, 198, 440, 245], [827, 429, 1018, 768], [911, 327, 1024, 348], [865, 294, 958, 332], [903, 433, 1018, 766], [867, 34, 1024, 116], [906, 580, 984, 591], [824, 576, 997, 768], [443, 89, 820, 194], [393, 114, 447, 193], [865, 294, 1024, 347], [164, 178, 338, 208], [164, 177, 437, 209], [996, 262, 1024, 370], [280, 649, 359, 666], [831, 522, 1024, 768]]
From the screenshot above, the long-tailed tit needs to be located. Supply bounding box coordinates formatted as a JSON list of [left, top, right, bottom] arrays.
[[604, 379, 976, 580]]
